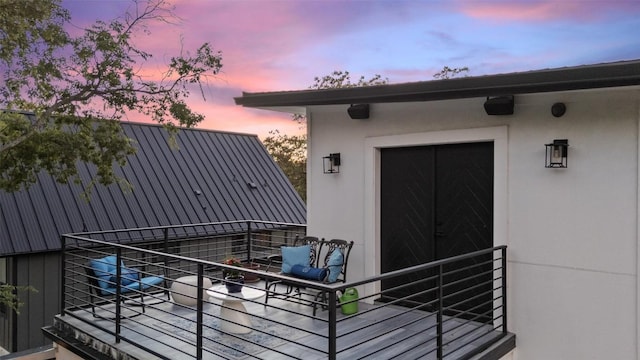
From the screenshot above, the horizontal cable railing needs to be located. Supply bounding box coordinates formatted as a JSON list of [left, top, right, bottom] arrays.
[[59, 222, 508, 360]]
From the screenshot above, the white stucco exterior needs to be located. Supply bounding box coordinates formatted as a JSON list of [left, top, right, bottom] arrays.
[[304, 87, 640, 359]]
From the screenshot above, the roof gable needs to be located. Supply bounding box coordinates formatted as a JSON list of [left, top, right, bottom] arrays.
[[0, 122, 306, 256]]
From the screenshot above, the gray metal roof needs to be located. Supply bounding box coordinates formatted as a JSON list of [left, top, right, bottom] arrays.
[[234, 59, 640, 108], [0, 122, 306, 256]]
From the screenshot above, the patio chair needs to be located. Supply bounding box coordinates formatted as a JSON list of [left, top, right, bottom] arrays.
[[264, 236, 322, 304], [311, 239, 354, 315], [85, 255, 166, 318]]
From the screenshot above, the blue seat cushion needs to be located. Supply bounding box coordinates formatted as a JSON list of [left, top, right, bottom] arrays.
[[327, 250, 344, 283], [89, 255, 119, 291], [110, 267, 139, 286], [89, 255, 159, 294], [281, 245, 311, 274], [290, 264, 327, 281], [98, 276, 164, 296]]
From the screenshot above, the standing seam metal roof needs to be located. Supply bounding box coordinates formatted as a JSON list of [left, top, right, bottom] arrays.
[[0, 122, 306, 256]]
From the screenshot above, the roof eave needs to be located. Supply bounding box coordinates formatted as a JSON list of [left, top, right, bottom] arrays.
[[234, 60, 640, 109]]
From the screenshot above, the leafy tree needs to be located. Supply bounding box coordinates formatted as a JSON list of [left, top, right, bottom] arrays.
[[0, 284, 36, 314], [263, 130, 307, 201], [0, 0, 223, 192], [433, 66, 469, 80]]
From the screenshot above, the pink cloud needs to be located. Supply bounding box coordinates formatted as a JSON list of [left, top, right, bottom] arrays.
[[120, 97, 302, 139], [193, 103, 304, 139], [457, 0, 634, 22], [97, 1, 328, 97]]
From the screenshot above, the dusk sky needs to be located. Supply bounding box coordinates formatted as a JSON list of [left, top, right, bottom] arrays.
[[61, 0, 640, 137]]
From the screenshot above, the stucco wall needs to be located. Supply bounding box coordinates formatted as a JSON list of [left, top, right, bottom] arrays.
[[305, 87, 640, 360]]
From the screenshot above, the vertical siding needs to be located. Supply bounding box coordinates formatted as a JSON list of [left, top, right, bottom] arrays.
[[15, 254, 60, 350], [0, 257, 14, 352]]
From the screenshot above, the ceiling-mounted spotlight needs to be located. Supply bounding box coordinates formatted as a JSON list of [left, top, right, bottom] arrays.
[[484, 95, 514, 115], [347, 104, 370, 119]]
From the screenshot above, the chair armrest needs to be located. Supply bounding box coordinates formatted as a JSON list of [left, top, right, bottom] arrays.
[[265, 254, 283, 272]]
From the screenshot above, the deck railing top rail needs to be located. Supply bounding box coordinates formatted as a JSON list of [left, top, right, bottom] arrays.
[[63, 219, 305, 239]]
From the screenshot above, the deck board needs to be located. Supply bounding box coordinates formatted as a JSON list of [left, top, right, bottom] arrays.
[[53, 284, 508, 360]]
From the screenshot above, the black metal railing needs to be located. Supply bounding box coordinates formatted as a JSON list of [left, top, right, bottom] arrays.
[[58, 222, 509, 360]]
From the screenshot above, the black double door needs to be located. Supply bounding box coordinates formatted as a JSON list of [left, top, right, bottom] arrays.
[[380, 142, 494, 318]]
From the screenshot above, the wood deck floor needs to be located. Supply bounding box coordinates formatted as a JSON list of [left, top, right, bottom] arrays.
[[50, 283, 511, 360]]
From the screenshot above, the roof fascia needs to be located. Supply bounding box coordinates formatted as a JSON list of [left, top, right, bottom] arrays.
[[234, 60, 640, 109]]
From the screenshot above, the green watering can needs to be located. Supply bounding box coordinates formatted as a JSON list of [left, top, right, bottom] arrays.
[[339, 287, 359, 315]]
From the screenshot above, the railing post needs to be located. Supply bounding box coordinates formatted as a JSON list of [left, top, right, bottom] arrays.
[[196, 263, 204, 360], [437, 264, 444, 360], [501, 247, 508, 333], [115, 248, 122, 343], [60, 236, 66, 316], [163, 228, 169, 278], [328, 289, 337, 360], [246, 221, 253, 262]]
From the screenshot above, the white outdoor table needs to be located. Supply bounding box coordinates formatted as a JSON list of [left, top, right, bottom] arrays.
[[206, 285, 265, 334]]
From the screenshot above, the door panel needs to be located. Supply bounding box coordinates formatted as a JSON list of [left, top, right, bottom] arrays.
[[435, 143, 493, 319], [380, 147, 436, 304], [380, 142, 493, 318]]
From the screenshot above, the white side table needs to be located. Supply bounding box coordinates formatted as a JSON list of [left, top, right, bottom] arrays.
[[206, 285, 265, 334], [170, 276, 213, 306]]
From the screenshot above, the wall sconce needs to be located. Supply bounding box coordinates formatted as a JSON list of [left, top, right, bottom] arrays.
[[323, 153, 341, 174], [484, 95, 514, 115], [545, 139, 569, 168], [347, 104, 370, 119]]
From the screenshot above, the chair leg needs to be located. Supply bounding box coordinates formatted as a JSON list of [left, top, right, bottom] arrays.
[[312, 291, 322, 316], [90, 293, 97, 318], [265, 280, 277, 305], [312, 291, 330, 316]]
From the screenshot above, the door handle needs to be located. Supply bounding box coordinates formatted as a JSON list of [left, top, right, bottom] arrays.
[[435, 231, 446, 237]]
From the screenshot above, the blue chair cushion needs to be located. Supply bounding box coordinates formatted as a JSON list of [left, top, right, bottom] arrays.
[[89, 255, 156, 294], [281, 245, 311, 274], [327, 250, 344, 283], [290, 264, 327, 281], [98, 276, 164, 296], [89, 255, 118, 291], [110, 267, 139, 286]]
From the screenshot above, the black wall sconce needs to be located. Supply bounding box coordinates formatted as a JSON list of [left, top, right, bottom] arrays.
[[348, 104, 370, 119], [545, 139, 569, 168], [323, 153, 341, 174], [484, 95, 514, 115]]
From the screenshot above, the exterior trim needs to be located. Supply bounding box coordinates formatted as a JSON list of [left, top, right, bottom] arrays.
[[363, 126, 509, 297], [235, 60, 640, 108], [469, 333, 516, 360], [42, 326, 111, 360]]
